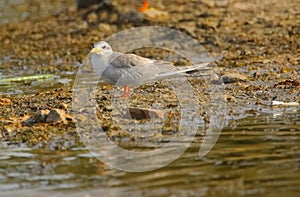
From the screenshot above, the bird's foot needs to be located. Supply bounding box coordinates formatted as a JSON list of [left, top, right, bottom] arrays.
[[115, 86, 131, 98]]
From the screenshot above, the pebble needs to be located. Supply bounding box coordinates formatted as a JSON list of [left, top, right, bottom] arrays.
[[126, 107, 165, 120], [143, 8, 170, 22], [118, 11, 144, 25], [221, 72, 248, 84], [22, 108, 73, 126], [34, 110, 50, 123], [46, 109, 68, 123], [59, 103, 68, 109], [225, 94, 236, 102], [87, 12, 98, 24]]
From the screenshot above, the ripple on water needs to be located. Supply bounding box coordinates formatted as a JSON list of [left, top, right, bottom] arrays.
[[0, 113, 299, 196]]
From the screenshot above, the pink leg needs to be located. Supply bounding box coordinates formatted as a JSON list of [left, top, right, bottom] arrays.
[[118, 86, 131, 98]]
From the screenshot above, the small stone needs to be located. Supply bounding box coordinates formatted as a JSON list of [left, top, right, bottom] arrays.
[[22, 110, 49, 126], [225, 94, 235, 102], [166, 103, 178, 108], [87, 12, 98, 23], [46, 109, 66, 123], [22, 117, 36, 127], [98, 23, 112, 32], [143, 8, 169, 22], [65, 114, 74, 122], [221, 72, 248, 83], [118, 11, 144, 25], [237, 82, 250, 88], [127, 107, 165, 120], [34, 110, 50, 123], [104, 105, 112, 111], [59, 103, 68, 109]]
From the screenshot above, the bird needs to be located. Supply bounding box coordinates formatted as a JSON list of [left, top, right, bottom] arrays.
[[90, 41, 211, 98]]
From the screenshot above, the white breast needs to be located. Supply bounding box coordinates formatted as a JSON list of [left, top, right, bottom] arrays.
[[91, 53, 109, 76]]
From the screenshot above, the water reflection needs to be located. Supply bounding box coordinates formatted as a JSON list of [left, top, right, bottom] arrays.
[[0, 112, 300, 196], [0, 73, 74, 95]]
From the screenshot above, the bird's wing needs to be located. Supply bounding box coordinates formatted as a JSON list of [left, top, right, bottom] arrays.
[[104, 52, 211, 85], [108, 52, 154, 68], [103, 52, 161, 86]]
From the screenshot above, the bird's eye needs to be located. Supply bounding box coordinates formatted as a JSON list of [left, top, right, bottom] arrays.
[[102, 45, 106, 49]]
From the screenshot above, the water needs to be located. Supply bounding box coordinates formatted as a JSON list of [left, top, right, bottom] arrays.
[[0, 72, 74, 95], [0, 112, 299, 196]]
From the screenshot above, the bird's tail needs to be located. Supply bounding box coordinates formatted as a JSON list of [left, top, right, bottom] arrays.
[[156, 62, 210, 80]]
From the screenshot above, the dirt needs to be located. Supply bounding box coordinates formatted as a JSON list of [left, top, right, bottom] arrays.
[[0, 0, 299, 147]]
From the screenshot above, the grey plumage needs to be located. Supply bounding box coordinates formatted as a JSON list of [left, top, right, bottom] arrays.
[[90, 41, 210, 87]]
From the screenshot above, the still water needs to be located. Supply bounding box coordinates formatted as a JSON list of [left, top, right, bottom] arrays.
[[0, 112, 299, 196]]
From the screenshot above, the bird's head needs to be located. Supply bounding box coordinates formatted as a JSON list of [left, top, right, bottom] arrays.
[[90, 41, 113, 55]]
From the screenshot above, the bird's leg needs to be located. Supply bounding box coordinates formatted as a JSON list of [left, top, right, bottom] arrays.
[[124, 86, 131, 97], [139, 0, 149, 12], [118, 86, 131, 98]]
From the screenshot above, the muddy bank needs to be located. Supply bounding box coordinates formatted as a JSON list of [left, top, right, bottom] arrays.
[[0, 0, 299, 146]]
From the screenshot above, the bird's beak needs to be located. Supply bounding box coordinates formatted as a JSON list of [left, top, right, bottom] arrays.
[[91, 48, 101, 53]]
